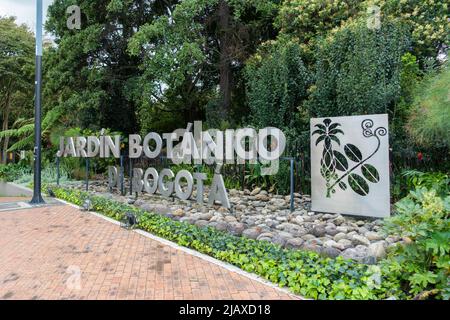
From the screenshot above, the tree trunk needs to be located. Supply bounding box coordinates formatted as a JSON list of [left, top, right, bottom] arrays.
[[1, 91, 11, 164], [218, 0, 232, 121], [2, 99, 10, 164]]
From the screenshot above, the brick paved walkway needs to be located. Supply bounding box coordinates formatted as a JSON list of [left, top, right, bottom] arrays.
[[0, 199, 298, 300]]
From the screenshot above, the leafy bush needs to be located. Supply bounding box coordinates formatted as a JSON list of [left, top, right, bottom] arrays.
[[377, 0, 449, 61], [406, 63, 450, 150], [13, 163, 71, 186], [383, 188, 450, 299], [402, 170, 449, 197], [245, 39, 310, 132], [275, 0, 364, 48], [307, 17, 410, 117], [0, 163, 30, 182], [392, 170, 449, 201], [273, 160, 291, 195], [52, 186, 407, 300]]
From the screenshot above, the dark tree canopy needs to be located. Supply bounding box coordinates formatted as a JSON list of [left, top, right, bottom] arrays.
[[45, 0, 179, 134]]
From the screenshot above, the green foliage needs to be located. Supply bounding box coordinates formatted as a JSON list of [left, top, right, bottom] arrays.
[[0, 17, 34, 85], [276, 0, 449, 65], [52, 186, 410, 300], [374, 0, 450, 62], [383, 188, 450, 299], [128, 0, 280, 128], [0, 163, 30, 182], [48, 127, 124, 180], [274, 160, 291, 195], [307, 17, 410, 117], [13, 163, 71, 186], [245, 39, 310, 139], [0, 107, 64, 152], [392, 53, 421, 129], [44, 0, 167, 134], [399, 53, 421, 104], [389, 53, 421, 160], [406, 64, 450, 150], [401, 170, 449, 198], [0, 17, 35, 158], [275, 0, 364, 47]]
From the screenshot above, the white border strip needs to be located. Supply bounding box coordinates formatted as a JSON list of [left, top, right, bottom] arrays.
[[57, 197, 305, 300]]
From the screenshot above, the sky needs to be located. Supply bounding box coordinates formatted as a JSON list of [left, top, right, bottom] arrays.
[[0, 0, 54, 34]]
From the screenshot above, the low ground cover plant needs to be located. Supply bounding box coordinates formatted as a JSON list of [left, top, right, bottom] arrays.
[[51, 186, 409, 300], [30, 168, 450, 300], [382, 188, 450, 299]]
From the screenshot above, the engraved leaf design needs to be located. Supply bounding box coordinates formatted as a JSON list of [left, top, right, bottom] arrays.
[[348, 173, 369, 196], [315, 135, 326, 145], [329, 128, 344, 135], [333, 150, 348, 171], [361, 164, 380, 183], [344, 144, 362, 162], [338, 181, 347, 190], [328, 123, 341, 130]]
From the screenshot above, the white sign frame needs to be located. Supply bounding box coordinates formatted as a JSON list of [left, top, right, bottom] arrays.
[[310, 114, 390, 218]]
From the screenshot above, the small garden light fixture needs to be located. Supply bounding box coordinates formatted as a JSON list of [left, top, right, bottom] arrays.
[[47, 187, 56, 198], [81, 198, 91, 212], [121, 211, 138, 230]]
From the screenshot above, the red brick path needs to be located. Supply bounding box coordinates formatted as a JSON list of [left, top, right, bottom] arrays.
[[0, 202, 298, 300], [0, 197, 30, 203]]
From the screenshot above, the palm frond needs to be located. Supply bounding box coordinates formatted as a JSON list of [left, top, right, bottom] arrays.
[[7, 134, 34, 151], [0, 129, 19, 139], [0, 123, 34, 138], [12, 117, 33, 129], [42, 107, 63, 129], [16, 123, 35, 135]]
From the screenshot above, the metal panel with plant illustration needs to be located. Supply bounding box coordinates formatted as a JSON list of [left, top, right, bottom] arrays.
[[310, 114, 390, 218]]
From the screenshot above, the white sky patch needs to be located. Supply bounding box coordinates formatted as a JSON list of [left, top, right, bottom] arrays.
[[0, 0, 54, 34]]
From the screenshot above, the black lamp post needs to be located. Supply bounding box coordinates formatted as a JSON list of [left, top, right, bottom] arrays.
[[30, 0, 45, 204]]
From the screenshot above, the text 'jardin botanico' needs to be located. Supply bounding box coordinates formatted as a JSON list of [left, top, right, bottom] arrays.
[[57, 122, 286, 209]]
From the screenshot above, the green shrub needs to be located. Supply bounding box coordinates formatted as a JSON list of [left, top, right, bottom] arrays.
[[383, 188, 450, 299], [402, 170, 449, 198], [274, 160, 291, 195], [392, 170, 449, 201], [245, 39, 310, 131], [307, 17, 410, 117], [0, 163, 31, 182], [52, 186, 407, 300], [13, 164, 71, 186], [406, 63, 450, 150]]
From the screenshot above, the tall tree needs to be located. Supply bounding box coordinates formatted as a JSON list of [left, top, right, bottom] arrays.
[[374, 0, 449, 63], [45, 0, 177, 134], [217, 0, 232, 120], [0, 17, 34, 163], [128, 0, 280, 129]]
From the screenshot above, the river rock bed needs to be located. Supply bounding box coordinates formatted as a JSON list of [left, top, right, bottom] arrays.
[[71, 180, 402, 264]]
